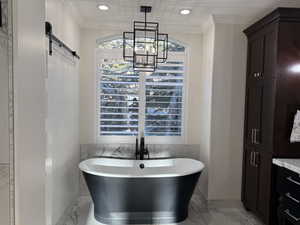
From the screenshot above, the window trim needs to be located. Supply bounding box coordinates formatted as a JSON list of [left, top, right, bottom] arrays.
[[94, 36, 190, 144]]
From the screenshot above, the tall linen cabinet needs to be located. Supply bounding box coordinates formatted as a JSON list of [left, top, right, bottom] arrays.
[[242, 7, 300, 225]]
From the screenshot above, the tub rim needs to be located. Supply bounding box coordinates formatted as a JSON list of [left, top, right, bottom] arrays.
[[79, 157, 205, 178]]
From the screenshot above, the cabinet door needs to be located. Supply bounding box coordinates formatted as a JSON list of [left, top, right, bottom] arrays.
[[256, 152, 273, 224], [245, 83, 264, 147], [245, 36, 265, 147], [243, 147, 259, 211], [263, 28, 277, 81], [247, 37, 264, 85], [259, 79, 276, 153]]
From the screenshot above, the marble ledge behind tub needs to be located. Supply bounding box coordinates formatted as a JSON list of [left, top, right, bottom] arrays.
[[79, 144, 202, 197], [80, 144, 201, 161]]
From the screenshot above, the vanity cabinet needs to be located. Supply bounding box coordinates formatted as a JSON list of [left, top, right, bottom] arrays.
[[242, 8, 300, 225], [277, 167, 300, 225]]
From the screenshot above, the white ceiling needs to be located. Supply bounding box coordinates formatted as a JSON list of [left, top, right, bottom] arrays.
[[68, 0, 300, 33]]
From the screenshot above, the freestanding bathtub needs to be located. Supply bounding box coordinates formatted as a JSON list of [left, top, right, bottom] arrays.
[[79, 158, 204, 225]]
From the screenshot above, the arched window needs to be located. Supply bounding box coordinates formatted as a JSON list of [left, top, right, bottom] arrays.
[[95, 36, 188, 144]]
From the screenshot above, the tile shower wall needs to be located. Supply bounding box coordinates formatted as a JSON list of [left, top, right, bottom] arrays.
[[0, 0, 13, 225], [79, 144, 201, 196]]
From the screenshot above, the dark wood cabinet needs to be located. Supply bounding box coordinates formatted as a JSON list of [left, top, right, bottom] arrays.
[[276, 167, 300, 225], [243, 147, 259, 211], [242, 8, 300, 225], [256, 152, 273, 221]]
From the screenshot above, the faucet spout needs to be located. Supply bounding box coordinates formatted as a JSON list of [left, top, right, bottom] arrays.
[[135, 136, 149, 160]]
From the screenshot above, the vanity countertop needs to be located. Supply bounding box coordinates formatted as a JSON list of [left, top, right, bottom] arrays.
[[273, 158, 300, 175]]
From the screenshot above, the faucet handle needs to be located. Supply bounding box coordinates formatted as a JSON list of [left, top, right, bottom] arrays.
[[145, 147, 150, 159]]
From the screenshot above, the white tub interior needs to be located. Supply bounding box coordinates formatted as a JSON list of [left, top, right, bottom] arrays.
[[79, 158, 204, 178]]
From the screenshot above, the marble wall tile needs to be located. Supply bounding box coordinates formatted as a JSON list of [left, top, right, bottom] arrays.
[[80, 144, 201, 161], [0, 165, 10, 225]]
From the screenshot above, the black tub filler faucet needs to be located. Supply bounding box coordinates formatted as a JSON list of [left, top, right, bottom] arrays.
[[135, 136, 149, 160]]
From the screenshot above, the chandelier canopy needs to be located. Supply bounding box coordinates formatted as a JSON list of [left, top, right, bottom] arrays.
[[123, 6, 168, 72]]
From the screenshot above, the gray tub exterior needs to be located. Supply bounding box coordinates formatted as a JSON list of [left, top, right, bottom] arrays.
[[80, 158, 204, 224], [83, 171, 201, 224]]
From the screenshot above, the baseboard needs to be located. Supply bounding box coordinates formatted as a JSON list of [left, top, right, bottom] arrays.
[[194, 191, 243, 209], [207, 200, 243, 209]]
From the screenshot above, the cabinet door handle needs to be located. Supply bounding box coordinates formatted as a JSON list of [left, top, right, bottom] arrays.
[[284, 209, 300, 222], [287, 176, 300, 186], [253, 129, 260, 144], [286, 193, 300, 204], [251, 129, 254, 144], [250, 151, 257, 167]]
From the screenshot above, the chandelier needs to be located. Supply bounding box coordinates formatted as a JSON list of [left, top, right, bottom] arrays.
[[123, 6, 168, 72]]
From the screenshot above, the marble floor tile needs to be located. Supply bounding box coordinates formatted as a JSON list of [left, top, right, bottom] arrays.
[[0, 165, 10, 225], [76, 196, 263, 225]]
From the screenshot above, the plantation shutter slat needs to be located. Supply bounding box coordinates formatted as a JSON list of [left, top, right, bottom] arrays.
[[145, 54, 185, 137], [97, 52, 139, 136]]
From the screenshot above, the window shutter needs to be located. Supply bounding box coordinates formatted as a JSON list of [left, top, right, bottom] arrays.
[[145, 53, 185, 136], [97, 51, 139, 136]]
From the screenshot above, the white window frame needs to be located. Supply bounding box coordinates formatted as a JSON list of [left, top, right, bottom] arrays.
[[94, 37, 189, 144]]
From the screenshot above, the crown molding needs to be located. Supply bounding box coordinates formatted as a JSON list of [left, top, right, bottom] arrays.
[[80, 21, 204, 34], [212, 14, 250, 25], [63, 0, 85, 27]]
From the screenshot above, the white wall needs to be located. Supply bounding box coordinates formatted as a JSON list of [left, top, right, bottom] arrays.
[[198, 18, 215, 199], [46, 0, 80, 52], [208, 22, 247, 200], [79, 28, 202, 145], [13, 0, 47, 224], [200, 20, 247, 201], [46, 1, 80, 225]]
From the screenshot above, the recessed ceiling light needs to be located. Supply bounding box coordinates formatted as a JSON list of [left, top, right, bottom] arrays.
[[98, 5, 109, 11], [180, 9, 191, 15]]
